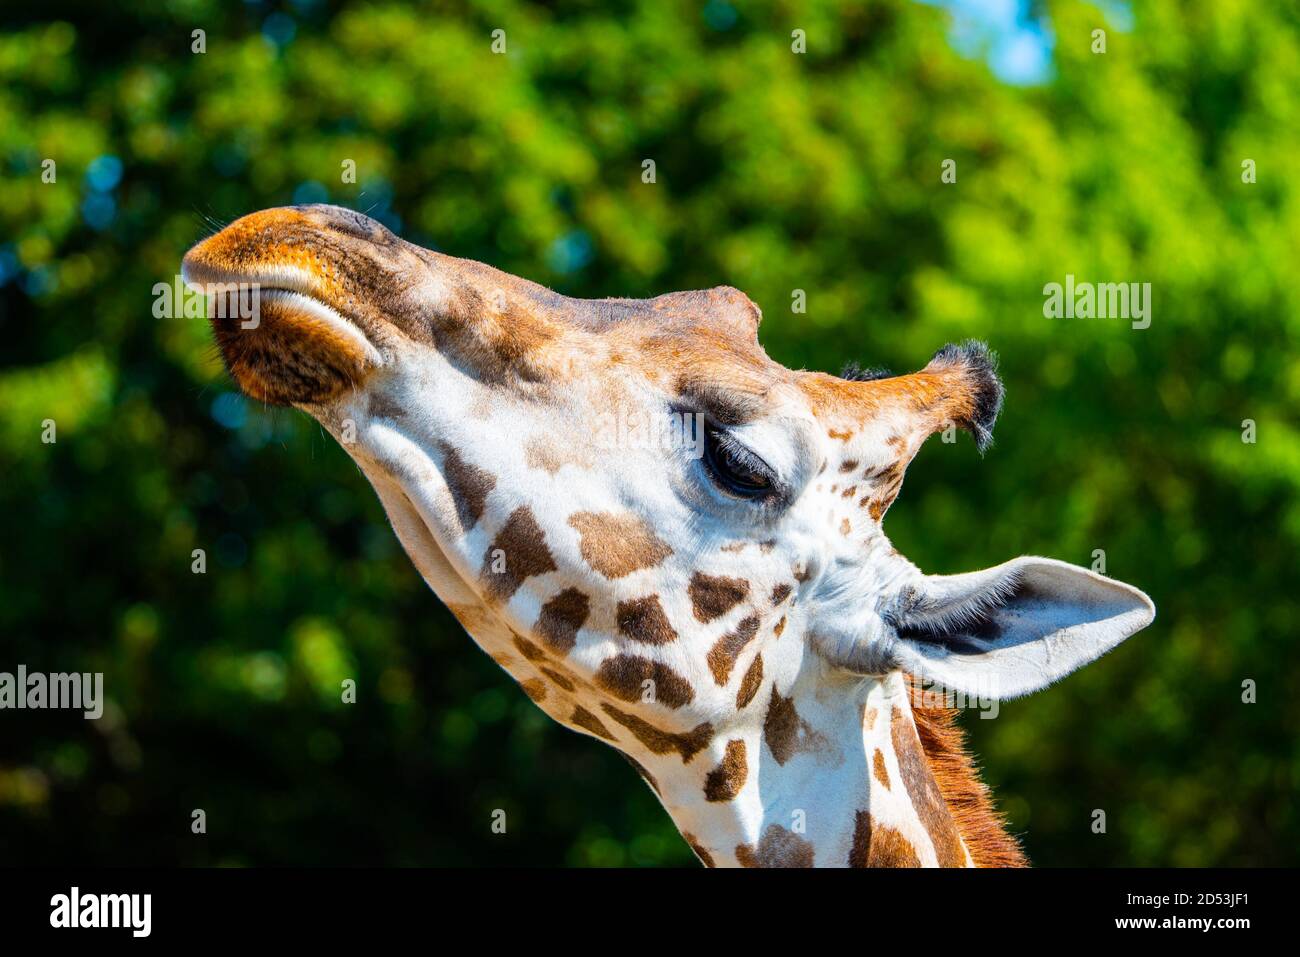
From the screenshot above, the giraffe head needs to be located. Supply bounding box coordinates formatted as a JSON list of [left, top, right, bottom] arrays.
[[184, 205, 1155, 866]]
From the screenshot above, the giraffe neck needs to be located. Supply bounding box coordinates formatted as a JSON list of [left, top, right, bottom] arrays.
[[646, 669, 975, 867]]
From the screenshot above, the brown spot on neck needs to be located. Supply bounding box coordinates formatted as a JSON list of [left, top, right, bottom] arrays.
[[600, 703, 713, 763], [511, 633, 547, 662], [534, 587, 590, 654], [762, 685, 829, 765], [594, 654, 694, 709], [735, 824, 815, 868], [735, 653, 764, 708], [703, 739, 748, 802], [872, 749, 891, 789], [848, 812, 920, 867], [683, 833, 716, 867], [519, 678, 547, 703], [890, 705, 967, 867], [540, 666, 575, 692], [481, 506, 557, 601], [570, 705, 614, 740]]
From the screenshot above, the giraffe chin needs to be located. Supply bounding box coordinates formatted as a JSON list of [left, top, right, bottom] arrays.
[[208, 289, 383, 407]]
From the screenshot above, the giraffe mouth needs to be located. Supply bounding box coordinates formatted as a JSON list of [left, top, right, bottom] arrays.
[[181, 259, 384, 406]]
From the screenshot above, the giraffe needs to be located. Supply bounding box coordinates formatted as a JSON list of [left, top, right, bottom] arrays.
[[182, 204, 1156, 867]]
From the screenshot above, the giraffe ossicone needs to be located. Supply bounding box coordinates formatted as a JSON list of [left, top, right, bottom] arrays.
[[183, 204, 1156, 867]]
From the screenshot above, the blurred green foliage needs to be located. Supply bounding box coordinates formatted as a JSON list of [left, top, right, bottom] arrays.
[[1, 0, 1297, 866]]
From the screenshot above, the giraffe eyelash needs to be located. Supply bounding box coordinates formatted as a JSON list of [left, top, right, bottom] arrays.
[[700, 420, 790, 507]]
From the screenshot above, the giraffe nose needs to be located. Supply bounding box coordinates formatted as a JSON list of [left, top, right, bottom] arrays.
[[183, 205, 391, 407]]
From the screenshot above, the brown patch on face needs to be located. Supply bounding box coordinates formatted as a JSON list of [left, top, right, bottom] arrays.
[[568, 511, 672, 579], [438, 442, 496, 533], [828, 428, 853, 441], [759, 539, 776, 553], [840, 518, 851, 536], [891, 706, 966, 867], [481, 506, 557, 601], [684, 833, 715, 868], [704, 740, 748, 802], [570, 705, 615, 740], [594, 654, 694, 709], [688, 572, 750, 623], [706, 614, 760, 685], [864, 706, 878, 731], [600, 703, 713, 763], [848, 812, 921, 868], [534, 587, 590, 654], [524, 438, 590, 475], [771, 583, 792, 605], [511, 633, 547, 662], [792, 563, 811, 583], [367, 391, 406, 420], [540, 666, 575, 692], [841, 485, 857, 499], [520, 678, 547, 703], [719, 541, 746, 554], [773, 616, 786, 637], [763, 686, 829, 765], [616, 595, 678, 645], [839, 460, 859, 472], [873, 749, 891, 789], [736, 653, 764, 708], [868, 499, 887, 521], [416, 276, 568, 386], [735, 824, 815, 868]]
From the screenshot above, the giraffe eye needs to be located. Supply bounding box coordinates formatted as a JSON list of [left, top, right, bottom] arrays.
[[702, 422, 775, 499]]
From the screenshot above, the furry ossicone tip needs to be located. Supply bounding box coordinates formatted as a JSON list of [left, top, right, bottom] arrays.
[[927, 340, 1004, 454]]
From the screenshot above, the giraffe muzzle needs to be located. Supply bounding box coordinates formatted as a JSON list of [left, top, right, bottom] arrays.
[[181, 205, 402, 406]]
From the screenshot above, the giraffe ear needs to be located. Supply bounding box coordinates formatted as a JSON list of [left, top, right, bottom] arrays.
[[886, 557, 1155, 699]]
